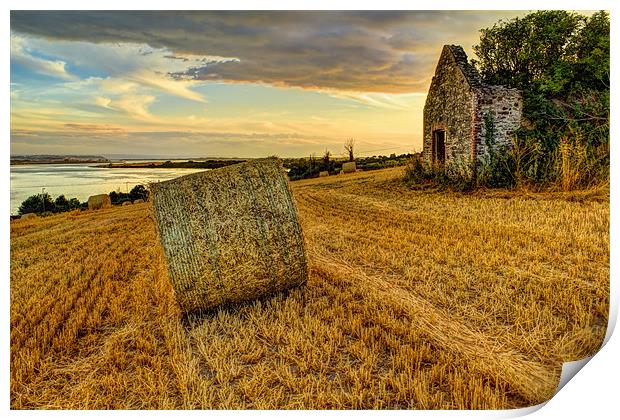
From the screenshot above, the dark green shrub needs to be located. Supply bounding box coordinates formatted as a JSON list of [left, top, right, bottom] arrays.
[[18, 193, 55, 216]]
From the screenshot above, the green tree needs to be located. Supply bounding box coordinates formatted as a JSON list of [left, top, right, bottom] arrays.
[[321, 150, 332, 172], [472, 10, 609, 185], [129, 185, 149, 202], [108, 191, 120, 204], [18, 193, 55, 216], [54, 195, 69, 213], [68, 197, 81, 210], [473, 11, 583, 89]]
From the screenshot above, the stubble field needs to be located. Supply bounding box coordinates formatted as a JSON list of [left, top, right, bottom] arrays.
[[10, 167, 609, 409]]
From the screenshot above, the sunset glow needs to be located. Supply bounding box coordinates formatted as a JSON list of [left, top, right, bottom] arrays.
[[11, 11, 526, 158]]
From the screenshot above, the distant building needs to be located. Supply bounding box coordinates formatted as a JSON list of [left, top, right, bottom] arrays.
[[423, 45, 522, 171]]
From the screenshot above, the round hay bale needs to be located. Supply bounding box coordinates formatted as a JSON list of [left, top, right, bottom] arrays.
[[87, 194, 112, 210], [342, 161, 356, 173], [133, 199, 144, 204], [122, 201, 132, 206], [151, 158, 308, 314], [319, 171, 329, 177], [20, 213, 37, 220]]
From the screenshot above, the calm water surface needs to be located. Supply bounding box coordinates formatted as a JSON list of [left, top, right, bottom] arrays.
[[10, 164, 206, 215]]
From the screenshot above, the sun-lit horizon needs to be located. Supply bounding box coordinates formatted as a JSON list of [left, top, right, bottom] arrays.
[[10, 10, 528, 158]]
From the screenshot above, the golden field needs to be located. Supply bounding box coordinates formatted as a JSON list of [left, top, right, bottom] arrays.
[[10, 167, 609, 409]]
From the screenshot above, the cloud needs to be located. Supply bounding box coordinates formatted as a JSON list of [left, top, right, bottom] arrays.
[[63, 123, 123, 132], [11, 33, 231, 104], [130, 70, 207, 103], [94, 96, 112, 108], [327, 91, 425, 110], [10, 10, 526, 94], [11, 34, 73, 80], [111, 94, 156, 121]]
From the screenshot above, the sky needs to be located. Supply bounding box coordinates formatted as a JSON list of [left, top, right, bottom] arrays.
[[10, 10, 528, 158]]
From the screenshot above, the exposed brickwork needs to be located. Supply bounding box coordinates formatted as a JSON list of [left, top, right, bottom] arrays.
[[423, 45, 522, 172]]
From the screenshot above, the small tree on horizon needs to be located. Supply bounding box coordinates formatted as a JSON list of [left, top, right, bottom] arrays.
[[344, 138, 355, 162], [322, 149, 331, 170], [309, 153, 317, 169]]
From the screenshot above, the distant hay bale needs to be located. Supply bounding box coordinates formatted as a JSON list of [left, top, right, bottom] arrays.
[[151, 158, 308, 314], [20, 213, 37, 220], [122, 201, 132, 206], [319, 171, 329, 177], [87, 194, 112, 210], [342, 161, 356, 173], [133, 199, 144, 204], [356, 169, 363, 172]]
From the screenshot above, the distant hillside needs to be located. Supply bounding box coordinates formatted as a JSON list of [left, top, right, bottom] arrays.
[[11, 155, 110, 165]]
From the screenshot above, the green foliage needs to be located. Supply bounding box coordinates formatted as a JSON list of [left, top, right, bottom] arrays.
[[483, 112, 495, 149], [16, 184, 150, 216], [477, 135, 544, 189], [54, 195, 70, 212], [473, 11, 585, 90], [68, 198, 82, 210], [18, 193, 82, 216], [470, 10, 609, 189], [109, 185, 148, 204], [129, 185, 149, 202], [108, 190, 127, 205], [18, 193, 55, 216]]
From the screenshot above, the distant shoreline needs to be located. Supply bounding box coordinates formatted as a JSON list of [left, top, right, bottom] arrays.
[[95, 159, 248, 169], [11, 159, 110, 166], [11, 155, 110, 166]]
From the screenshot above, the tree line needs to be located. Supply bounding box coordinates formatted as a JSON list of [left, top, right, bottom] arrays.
[[283, 138, 412, 181], [16, 184, 149, 216]]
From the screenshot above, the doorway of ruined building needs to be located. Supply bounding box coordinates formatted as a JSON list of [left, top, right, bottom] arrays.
[[432, 130, 446, 165]]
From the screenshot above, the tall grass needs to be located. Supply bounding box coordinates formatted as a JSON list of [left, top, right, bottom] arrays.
[[405, 129, 609, 192]]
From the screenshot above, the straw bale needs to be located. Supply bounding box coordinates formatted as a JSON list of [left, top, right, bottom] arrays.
[[319, 171, 329, 177], [87, 194, 112, 210], [151, 158, 308, 313], [20, 213, 37, 220], [342, 161, 356, 173], [133, 199, 145, 204]]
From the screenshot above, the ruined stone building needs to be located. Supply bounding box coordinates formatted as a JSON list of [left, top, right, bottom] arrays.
[[423, 45, 522, 170]]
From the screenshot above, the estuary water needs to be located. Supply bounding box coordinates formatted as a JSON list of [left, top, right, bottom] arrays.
[[10, 163, 206, 215]]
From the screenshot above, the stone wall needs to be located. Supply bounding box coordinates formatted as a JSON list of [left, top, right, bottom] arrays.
[[472, 86, 522, 159], [423, 45, 522, 170], [422, 45, 476, 167]]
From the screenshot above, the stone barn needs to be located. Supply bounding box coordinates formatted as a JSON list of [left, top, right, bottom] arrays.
[[423, 45, 522, 171]]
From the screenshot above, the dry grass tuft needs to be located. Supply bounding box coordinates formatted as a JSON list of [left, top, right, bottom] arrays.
[[10, 167, 608, 409]]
